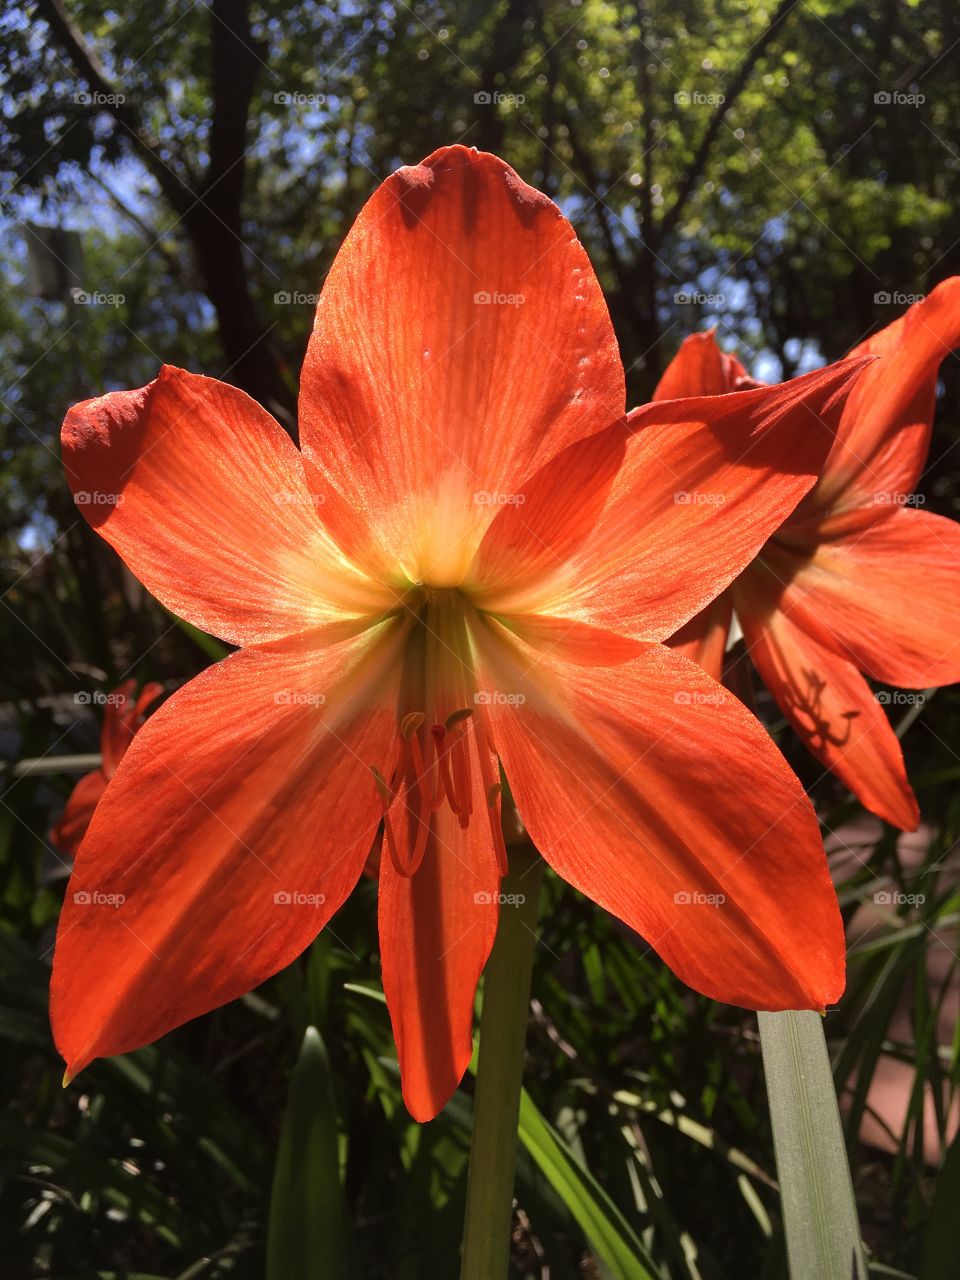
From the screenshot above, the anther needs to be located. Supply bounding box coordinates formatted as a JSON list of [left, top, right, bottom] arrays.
[[444, 707, 474, 730], [400, 710, 426, 739]]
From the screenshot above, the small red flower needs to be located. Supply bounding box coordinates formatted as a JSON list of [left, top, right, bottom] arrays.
[[53, 146, 869, 1119], [660, 281, 960, 829], [51, 680, 163, 857]]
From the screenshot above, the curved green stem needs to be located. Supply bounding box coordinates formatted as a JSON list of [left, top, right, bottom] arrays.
[[460, 842, 544, 1280], [759, 1010, 867, 1279]]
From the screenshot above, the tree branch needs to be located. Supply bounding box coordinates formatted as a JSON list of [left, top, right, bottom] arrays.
[[659, 0, 798, 243]]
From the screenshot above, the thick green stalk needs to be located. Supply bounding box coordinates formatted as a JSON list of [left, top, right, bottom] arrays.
[[759, 1010, 867, 1279], [460, 842, 544, 1280]]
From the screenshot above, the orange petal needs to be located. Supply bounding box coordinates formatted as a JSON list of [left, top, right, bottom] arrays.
[[653, 330, 750, 400], [51, 619, 407, 1079], [473, 620, 845, 1010], [666, 593, 733, 683], [795, 278, 960, 534], [50, 769, 108, 858], [99, 679, 138, 777], [63, 367, 392, 646], [734, 566, 918, 830], [298, 145, 625, 584], [378, 726, 500, 1121], [471, 356, 869, 635], [766, 510, 960, 688]]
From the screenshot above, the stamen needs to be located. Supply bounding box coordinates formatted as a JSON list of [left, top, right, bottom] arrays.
[[370, 762, 430, 879], [452, 724, 473, 827], [400, 710, 426, 739], [444, 707, 474, 730], [431, 723, 463, 815], [472, 717, 510, 878], [369, 765, 394, 808]]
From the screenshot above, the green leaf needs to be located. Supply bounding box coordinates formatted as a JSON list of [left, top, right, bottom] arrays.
[[920, 1127, 960, 1280], [517, 1086, 660, 1279], [267, 1026, 354, 1280], [759, 1011, 867, 1280]]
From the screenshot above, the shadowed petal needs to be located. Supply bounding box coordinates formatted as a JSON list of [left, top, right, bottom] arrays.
[[666, 594, 733, 684], [299, 145, 625, 585], [470, 357, 869, 635], [52, 618, 407, 1079], [653, 330, 751, 400], [764, 511, 960, 688], [63, 367, 392, 646], [473, 619, 845, 1010], [378, 728, 500, 1121], [734, 565, 919, 830], [792, 277, 960, 535]]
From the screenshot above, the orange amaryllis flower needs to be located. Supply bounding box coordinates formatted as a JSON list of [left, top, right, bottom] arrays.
[[54, 145, 868, 1121], [51, 680, 163, 856], [661, 279, 960, 831]]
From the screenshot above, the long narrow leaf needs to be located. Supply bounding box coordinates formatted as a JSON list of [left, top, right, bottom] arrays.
[[759, 1011, 866, 1280], [267, 1026, 354, 1280]]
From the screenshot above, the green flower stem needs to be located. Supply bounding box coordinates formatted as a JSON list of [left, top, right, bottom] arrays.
[[758, 1010, 867, 1279], [461, 841, 544, 1280]]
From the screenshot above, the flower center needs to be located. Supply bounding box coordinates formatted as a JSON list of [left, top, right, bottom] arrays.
[[369, 590, 507, 879]]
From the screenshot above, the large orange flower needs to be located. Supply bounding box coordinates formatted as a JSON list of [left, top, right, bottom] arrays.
[[662, 280, 960, 831], [53, 146, 868, 1120]]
